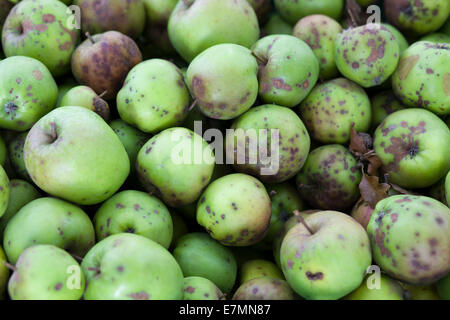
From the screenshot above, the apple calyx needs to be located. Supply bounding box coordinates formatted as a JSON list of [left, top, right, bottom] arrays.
[[4, 101, 18, 114], [47, 121, 58, 143], [293, 210, 315, 235]]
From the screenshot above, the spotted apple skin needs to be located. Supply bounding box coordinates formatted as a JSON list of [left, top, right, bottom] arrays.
[[226, 104, 310, 183], [2, 0, 79, 76], [233, 277, 295, 300], [335, 24, 400, 88], [197, 174, 271, 247], [392, 41, 450, 116], [293, 14, 342, 80], [367, 195, 450, 285], [273, 0, 344, 25], [385, 0, 450, 36], [296, 144, 361, 211], [252, 35, 319, 107], [0, 56, 57, 131], [299, 78, 371, 144], [374, 108, 450, 189], [182, 276, 224, 300], [370, 90, 406, 129]]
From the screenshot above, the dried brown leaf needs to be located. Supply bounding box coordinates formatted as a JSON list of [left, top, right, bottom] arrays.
[[359, 173, 391, 207]]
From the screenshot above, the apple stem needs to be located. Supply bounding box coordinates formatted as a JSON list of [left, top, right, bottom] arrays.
[[98, 90, 108, 99], [188, 99, 198, 111], [49, 122, 57, 141], [251, 51, 267, 65], [269, 190, 277, 197], [3, 262, 17, 272], [85, 32, 95, 44], [293, 210, 314, 235]]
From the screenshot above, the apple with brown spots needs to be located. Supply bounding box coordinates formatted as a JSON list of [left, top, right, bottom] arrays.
[[252, 35, 319, 107], [8, 244, 85, 300], [0, 56, 57, 131], [71, 31, 142, 101], [367, 195, 450, 285], [233, 276, 295, 300], [374, 108, 450, 189], [2, 0, 79, 76], [392, 41, 450, 116], [182, 276, 224, 300], [298, 78, 371, 144], [296, 144, 362, 211], [197, 173, 272, 247], [59, 86, 110, 121], [74, 0, 145, 39]]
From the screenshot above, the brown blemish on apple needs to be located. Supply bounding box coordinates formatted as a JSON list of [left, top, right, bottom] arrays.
[[42, 14, 55, 24], [305, 271, 323, 280], [128, 291, 150, 300], [397, 55, 419, 80], [32, 70, 43, 81], [443, 73, 450, 96]]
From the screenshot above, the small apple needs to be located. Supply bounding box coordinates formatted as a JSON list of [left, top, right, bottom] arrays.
[[0, 56, 57, 131], [343, 274, 404, 300], [239, 259, 284, 284], [3, 197, 95, 264], [182, 276, 224, 300], [94, 190, 173, 249], [59, 86, 109, 121], [8, 244, 85, 300]]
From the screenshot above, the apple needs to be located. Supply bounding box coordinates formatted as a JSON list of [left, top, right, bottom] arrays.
[[3, 197, 95, 264], [8, 244, 85, 300], [24, 106, 130, 205], [2, 0, 79, 76], [343, 274, 404, 300], [81, 233, 184, 300], [59, 86, 110, 121]]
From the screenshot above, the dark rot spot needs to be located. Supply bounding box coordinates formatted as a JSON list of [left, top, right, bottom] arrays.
[[115, 203, 124, 209], [54, 283, 62, 290], [426, 68, 434, 74], [117, 266, 124, 272], [352, 62, 359, 69], [128, 291, 150, 300], [42, 14, 55, 23], [287, 260, 294, 269], [302, 79, 309, 89], [306, 271, 324, 281], [435, 217, 443, 225], [192, 76, 205, 98], [272, 78, 292, 91], [205, 206, 211, 213], [185, 286, 195, 294], [252, 287, 258, 294]]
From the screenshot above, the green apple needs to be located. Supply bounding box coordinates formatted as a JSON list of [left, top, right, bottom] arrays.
[[0, 165, 9, 218], [293, 15, 342, 80], [173, 232, 237, 294], [136, 127, 215, 207], [233, 277, 295, 300], [343, 274, 404, 300], [182, 276, 224, 300], [74, 0, 145, 39], [0, 179, 40, 238], [2, 0, 79, 76], [168, 0, 260, 62], [170, 211, 188, 249], [186, 43, 258, 120], [0, 56, 57, 131], [370, 90, 406, 129], [55, 78, 77, 108], [82, 233, 184, 300], [392, 41, 450, 116], [226, 104, 311, 183], [60, 86, 110, 121], [8, 244, 85, 300], [367, 195, 450, 285], [117, 59, 190, 134], [281, 211, 372, 300], [24, 106, 130, 205], [240, 259, 284, 284], [446, 172, 450, 205], [402, 283, 440, 300], [197, 173, 272, 246], [3, 197, 95, 264], [71, 31, 143, 101], [373, 108, 450, 189], [7, 131, 30, 181], [0, 245, 9, 299], [252, 35, 319, 107], [109, 119, 150, 175], [274, 0, 344, 24], [437, 273, 450, 300], [94, 190, 173, 249], [263, 14, 292, 35], [419, 33, 450, 44], [385, 0, 449, 36]]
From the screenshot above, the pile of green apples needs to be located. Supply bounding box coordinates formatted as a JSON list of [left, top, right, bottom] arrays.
[[0, 0, 448, 300]]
